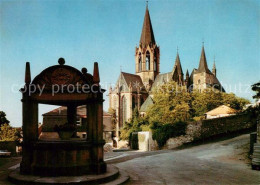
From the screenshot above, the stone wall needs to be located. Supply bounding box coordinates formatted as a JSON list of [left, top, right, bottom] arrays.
[[0, 141, 17, 155], [131, 113, 256, 151], [165, 113, 256, 150]]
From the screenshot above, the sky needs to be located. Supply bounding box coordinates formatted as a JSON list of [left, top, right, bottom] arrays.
[[0, 0, 259, 127]]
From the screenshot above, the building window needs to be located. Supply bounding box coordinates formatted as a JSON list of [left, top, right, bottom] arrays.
[[138, 53, 142, 72], [113, 96, 117, 109], [76, 117, 82, 126], [132, 95, 136, 110], [122, 96, 127, 126], [154, 53, 157, 71], [198, 80, 200, 84], [146, 51, 150, 70]]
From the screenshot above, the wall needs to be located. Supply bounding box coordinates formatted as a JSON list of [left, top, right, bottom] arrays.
[[131, 113, 256, 151], [0, 141, 18, 155]]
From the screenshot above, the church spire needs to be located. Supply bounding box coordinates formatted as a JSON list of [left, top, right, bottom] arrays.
[[140, 5, 155, 47], [197, 44, 210, 73], [186, 69, 189, 78], [174, 51, 183, 76], [212, 59, 216, 76]]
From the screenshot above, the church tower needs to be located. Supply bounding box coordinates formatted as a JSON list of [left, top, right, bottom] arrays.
[[135, 5, 160, 90], [193, 44, 224, 92]]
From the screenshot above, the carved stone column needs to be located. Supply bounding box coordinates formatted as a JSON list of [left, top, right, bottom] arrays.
[[20, 96, 38, 174], [67, 105, 77, 125], [87, 96, 106, 174]]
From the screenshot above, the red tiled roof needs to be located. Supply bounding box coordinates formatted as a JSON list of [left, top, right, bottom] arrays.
[[43, 105, 111, 117]]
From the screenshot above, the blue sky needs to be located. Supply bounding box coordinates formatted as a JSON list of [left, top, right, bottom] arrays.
[[0, 0, 259, 127]]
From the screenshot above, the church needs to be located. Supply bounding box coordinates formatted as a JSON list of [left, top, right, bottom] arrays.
[[108, 5, 224, 137]]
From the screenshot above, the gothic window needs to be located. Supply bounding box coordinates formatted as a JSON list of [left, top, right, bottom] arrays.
[[132, 95, 136, 110], [146, 51, 150, 70], [154, 53, 157, 71], [138, 53, 142, 72], [122, 96, 127, 126], [113, 96, 117, 109]]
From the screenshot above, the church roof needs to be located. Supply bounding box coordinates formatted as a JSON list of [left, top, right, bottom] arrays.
[[114, 72, 147, 93], [151, 72, 173, 91], [140, 95, 154, 112], [197, 45, 211, 73], [140, 6, 155, 47], [123, 72, 145, 91], [43, 105, 111, 117]]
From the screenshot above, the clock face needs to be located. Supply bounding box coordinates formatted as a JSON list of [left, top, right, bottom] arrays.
[[51, 68, 72, 85]]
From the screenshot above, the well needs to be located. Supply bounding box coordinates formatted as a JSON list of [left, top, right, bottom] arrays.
[[19, 58, 106, 176]]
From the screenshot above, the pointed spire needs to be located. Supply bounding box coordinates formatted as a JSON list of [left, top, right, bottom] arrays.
[[197, 45, 210, 73], [212, 58, 216, 76], [213, 58, 216, 69], [25, 62, 31, 84], [140, 4, 155, 47], [174, 52, 184, 76], [186, 69, 189, 77], [93, 62, 100, 84]]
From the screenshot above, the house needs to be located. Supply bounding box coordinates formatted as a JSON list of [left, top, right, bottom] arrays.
[[40, 105, 113, 143], [205, 105, 237, 119]]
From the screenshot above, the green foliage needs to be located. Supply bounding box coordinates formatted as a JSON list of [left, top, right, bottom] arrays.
[[0, 124, 18, 141], [191, 89, 249, 117], [151, 121, 187, 148], [252, 81, 260, 99], [221, 93, 250, 110], [147, 81, 192, 124], [108, 108, 116, 130], [0, 111, 10, 127], [120, 107, 149, 140], [121, 81, 250, 149], [130, 133, 138, 149]]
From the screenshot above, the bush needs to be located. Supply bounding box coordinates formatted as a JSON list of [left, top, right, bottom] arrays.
[[130, 133, 138, 150], [151, 121, 187, 148]]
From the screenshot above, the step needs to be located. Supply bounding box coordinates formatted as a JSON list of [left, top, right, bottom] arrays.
[[101, 169, 130, 185], [9, 165, 121, 185]]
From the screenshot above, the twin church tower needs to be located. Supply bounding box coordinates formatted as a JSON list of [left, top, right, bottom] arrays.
[[109, 5, 224, 132]]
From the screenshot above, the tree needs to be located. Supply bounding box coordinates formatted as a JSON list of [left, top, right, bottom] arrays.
[[147, 81, 192, 124], [0, 111, 10, 127], [252, 81, 260, 100], [0, 124, 18, 141], [108, 108, 116, 130], [191, 89, 223, 117], [191, 89, 250, 117], [222, 93, 250, 110], [120, 107, 148, 140]]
